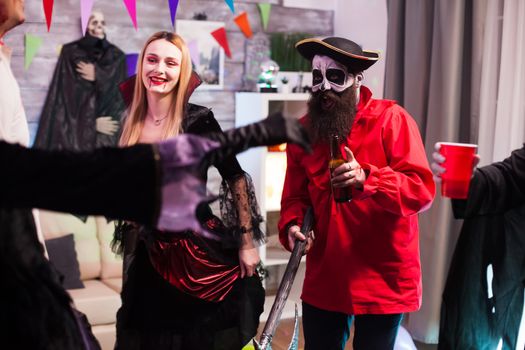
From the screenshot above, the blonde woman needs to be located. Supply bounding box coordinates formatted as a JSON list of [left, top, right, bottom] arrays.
[[114, 31, 266, 349]]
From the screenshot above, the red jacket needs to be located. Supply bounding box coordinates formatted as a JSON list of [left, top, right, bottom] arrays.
[[278, 87, 435, 315]]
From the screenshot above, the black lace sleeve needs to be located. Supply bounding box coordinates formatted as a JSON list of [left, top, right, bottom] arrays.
[[219, 172, 265, 247]]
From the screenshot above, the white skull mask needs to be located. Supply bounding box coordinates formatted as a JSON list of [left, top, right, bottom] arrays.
[[87, 11, 106, 39], [311, 55, 355, 93]]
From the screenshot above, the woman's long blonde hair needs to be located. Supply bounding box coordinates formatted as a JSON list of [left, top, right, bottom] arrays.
[[120, 31, 192, 146]]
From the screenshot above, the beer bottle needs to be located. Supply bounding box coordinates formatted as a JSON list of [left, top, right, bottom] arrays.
[[329, 135, 352, 202]]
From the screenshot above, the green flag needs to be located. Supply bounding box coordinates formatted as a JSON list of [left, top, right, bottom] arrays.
[[257, 3, 271, 31], [25, 34, 42, 70]]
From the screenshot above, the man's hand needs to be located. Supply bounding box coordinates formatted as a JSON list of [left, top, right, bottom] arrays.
[[287, 225, 314, 253], [431, 142, 480, 183], [238, 247, 260, 278], [96, 116, 119, 135], [76, 61, 95, 81], [331, 147, 366, 189]]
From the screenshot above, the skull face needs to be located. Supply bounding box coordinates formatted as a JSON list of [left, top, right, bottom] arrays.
[[87, 11, 105, 39]]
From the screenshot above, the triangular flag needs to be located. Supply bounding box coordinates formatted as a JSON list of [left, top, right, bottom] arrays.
[[224, 0, 235, 13], [43, 0, 54, 32], [125, 53, 139, 77], [168, 0, 179, 27], [25, 34, 43, 70], [187, 40, 200, 69], [234, 11, 253, 39], [80, 0, 95, 36], [122, 0, 138, 30], [211, 27, 231, 59], [257, 3, 271, 31]]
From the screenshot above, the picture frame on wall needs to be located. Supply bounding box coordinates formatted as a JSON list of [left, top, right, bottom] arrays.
[[176, 20, 225, 90]]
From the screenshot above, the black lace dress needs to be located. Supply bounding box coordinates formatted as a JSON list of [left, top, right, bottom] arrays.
[[114, 105, 265, 350]]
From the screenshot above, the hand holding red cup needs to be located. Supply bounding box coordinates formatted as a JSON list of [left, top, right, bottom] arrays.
[[432, 142, 480, 199]]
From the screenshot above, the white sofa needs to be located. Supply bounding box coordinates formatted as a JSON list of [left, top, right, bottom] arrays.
[[40, 210, 123, 350]]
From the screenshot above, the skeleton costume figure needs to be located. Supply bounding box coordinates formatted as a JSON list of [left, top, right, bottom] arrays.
[[278, 37, 435, 350], [34, 11, 127, 151]]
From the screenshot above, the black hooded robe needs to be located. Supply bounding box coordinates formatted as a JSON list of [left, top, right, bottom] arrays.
[[34, 34, 127, 151]]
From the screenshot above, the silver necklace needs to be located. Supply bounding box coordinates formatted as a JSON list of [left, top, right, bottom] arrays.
[[150, 114, 168, 126]]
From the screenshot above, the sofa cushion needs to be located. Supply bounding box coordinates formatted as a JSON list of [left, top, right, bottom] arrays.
[[39, 210, 101, 280], [95, 217, 123, 279], [101, 277, 122, 293], [68, 280, 121, 326], [91, 324, 117, 350], [45, 234, 84, 289]]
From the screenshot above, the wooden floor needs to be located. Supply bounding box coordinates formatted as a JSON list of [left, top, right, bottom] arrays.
[[254, 318, 438, 350], [255, 318, 353, 350]]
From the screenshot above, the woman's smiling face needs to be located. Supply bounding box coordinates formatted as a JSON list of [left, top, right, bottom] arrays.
[[141, 39, 183, 95]]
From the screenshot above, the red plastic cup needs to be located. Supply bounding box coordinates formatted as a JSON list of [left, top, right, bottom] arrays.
[[439, 142, 478, 199]]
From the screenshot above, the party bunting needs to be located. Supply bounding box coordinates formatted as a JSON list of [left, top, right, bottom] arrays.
[[224, 0, 235, 13], [25, 34, 43, 70], [234, 11, 252, 39], [80, 0, 95, 36], [187, 40, 200, 69], [125, 53, 139, 77], [211, 27, 231, 59], [122, 0, 138, 30], [257, 3, 271, 31], [168, 0, 179, 27], [43, 0, 54, 32]]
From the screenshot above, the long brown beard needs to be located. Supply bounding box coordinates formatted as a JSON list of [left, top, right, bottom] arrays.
[[306, 85, 358, 144]]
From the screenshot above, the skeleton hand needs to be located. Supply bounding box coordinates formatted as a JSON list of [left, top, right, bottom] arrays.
[[76, 61, 95, 81], [96, 116, 119, 135]]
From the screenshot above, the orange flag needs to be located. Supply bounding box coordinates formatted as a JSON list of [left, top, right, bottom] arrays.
[[234, 11, 253, 39]]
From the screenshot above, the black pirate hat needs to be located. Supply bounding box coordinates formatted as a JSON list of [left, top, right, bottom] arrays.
[[295, 37, 379, 72]]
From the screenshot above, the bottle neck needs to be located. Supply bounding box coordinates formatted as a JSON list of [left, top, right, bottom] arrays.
[[330, 136, 343, 160]]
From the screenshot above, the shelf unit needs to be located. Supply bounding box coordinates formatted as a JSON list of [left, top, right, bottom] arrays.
[[235, 92, 309, 321]]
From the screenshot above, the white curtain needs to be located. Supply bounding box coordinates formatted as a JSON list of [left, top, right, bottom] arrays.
[[478, 0, 525, 165]]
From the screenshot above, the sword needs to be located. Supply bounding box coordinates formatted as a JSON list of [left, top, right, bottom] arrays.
[[254, 207, 315, 350]]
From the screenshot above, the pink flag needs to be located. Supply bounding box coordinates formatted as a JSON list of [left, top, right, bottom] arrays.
[[80, 0, 95, 36], [211, 27, 231, 59], [122, 0, 138, 30], [43, 0, 54, 32]]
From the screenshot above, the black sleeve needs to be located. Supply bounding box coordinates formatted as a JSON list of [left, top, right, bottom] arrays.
[[187, 108, 244, 180], [0, 141, 158, 226], [452, 145, 525, 218]]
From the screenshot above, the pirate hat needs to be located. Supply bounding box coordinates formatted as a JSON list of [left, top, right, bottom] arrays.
[[295, 37, 379, 72]]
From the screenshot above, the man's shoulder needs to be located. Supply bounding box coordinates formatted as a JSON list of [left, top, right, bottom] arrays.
[[367, 99, 413, 121]]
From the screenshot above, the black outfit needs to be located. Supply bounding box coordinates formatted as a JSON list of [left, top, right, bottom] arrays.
[[302, 302, 403, 350], [34, 34, 127, 151], [115, 104, 265, 350], [0, 141, 157, 350], [439, 145, 525, 350]]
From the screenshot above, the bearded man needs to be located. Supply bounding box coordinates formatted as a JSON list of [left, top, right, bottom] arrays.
[[278, 37, 436, 350]]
